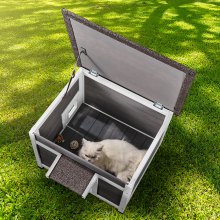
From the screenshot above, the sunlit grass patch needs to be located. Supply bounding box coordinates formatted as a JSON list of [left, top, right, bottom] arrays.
[[0, 0, 219, 219]]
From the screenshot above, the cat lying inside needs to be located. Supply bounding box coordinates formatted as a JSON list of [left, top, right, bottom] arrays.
[[79, 138, 147, 182]]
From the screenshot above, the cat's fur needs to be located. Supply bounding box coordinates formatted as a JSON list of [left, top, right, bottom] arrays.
[[79, 138, 147, 182]]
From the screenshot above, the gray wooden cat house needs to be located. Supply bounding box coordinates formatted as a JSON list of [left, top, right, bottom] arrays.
[[29, 9, 195, 213]]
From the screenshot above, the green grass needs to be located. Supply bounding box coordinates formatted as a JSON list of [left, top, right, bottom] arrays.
[[0, 0, 220, 219]]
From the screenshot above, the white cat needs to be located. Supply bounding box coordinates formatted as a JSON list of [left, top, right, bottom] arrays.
[[79, 138, 147, 182]]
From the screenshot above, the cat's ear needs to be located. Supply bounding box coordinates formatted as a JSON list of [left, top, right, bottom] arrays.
[[82, 138, 87, 145], [97, 145, 103, 152]]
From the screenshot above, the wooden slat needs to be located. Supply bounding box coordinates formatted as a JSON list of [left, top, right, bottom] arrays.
[[122, 127, 137, 143], [107, 120, 127, 140], [143, 137, 153, 149], [80, 110, 100, 132], [68, 104, 91, 130], [97, 119, 115, 140], [64, 104, 153, 151], [132, 133, 149, 149], [85, 77, 165, 137], [86, 113, 109, 141], [69, 104, 100, 137]]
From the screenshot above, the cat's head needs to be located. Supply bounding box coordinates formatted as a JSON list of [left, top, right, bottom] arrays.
[[79, 138, 103, 163]]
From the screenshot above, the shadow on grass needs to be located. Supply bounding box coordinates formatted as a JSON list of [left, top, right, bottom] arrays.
[[0, 0, 219, 218]]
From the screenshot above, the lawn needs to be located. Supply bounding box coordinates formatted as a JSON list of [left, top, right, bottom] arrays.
[[0, 0, 219, 219]]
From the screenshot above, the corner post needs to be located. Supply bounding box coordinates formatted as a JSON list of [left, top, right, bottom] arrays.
[[118, 184, 133, 213]]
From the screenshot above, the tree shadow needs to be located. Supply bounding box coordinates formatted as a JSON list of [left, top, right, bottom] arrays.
[[0, 0, 219, 218]]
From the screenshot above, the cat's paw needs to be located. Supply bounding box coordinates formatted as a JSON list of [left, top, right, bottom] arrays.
[[117, 172, 130, 183]]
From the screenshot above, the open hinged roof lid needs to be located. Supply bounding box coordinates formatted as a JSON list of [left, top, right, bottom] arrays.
[[62, 9, 195, 115]]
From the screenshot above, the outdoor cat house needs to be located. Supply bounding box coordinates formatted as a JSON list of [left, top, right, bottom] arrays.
[[29, 9, 195, 213]]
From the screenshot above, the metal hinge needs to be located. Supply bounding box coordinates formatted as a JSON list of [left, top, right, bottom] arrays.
[[153, 102, 163, 110], [89, 69, 99, 77]]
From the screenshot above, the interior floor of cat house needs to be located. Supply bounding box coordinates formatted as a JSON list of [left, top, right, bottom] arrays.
[[57, 103, 153, 155]]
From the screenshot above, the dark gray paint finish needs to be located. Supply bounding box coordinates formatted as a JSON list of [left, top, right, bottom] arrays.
[[68, 103, 91, 131], [37, 145, 57, 167], [35, 134, 125, 187], [62, 9, 196, 115], [122, 127, 137, 143], [65, 103, 152, 149], [97, 179, 123, 206], [72, 19, 185, 112], [69, 104, 100, 140], [58, 126, 83, 155], [62, 10, 82, 67], [133, 135, 164, 190], [86, 113, 109, 141], [175, 72, 195, 114], [49, 155, 94, 195], [85, 77, 165, 137], [39, 80, 79, 141]]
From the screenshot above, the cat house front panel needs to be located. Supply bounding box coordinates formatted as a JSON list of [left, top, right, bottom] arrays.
[[97, 179, 123, 206], [35, 133, 126, 187], [37, 144, 57, 167]]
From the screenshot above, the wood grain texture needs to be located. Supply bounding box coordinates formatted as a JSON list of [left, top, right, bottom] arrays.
[[85, 77, 164, 137], [62, 9, 196, 114], [37, 145, 57, 167], [39, 80, 79, 141], [97, 179, 123, 206], [66, 104, 153, 149]]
